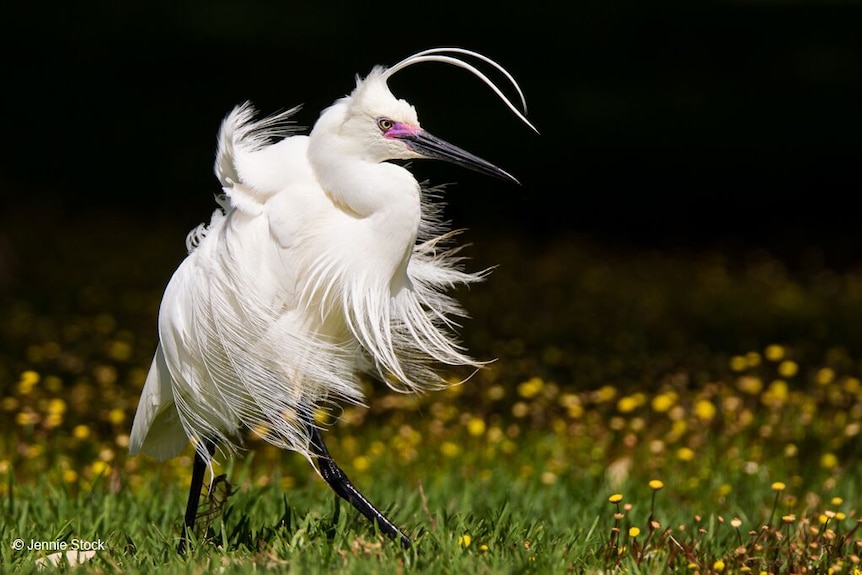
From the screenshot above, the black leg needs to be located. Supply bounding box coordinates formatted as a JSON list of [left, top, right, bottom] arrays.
[[178, 440, 216, 554], [307, 422, 411, 548]]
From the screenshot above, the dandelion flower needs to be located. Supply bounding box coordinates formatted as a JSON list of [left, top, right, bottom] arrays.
[[17, 371, 40, 395], [517, 377, 544, 399], [816, 367, 835, 386], [771, 482, 786, 492], [617, 395, 641, 413], [466, 417, 486, 437], [778, 360, 798, 378], [713, 559, 726, 572], [458, 534, 472, 548], [765, 344, 785, 362], [649, 479, 664, 491], [107, 408, 125, 425], [729, 355, 748, 372], [694, 399, 716, 422], [440, 442, 461, 458], [609, 494, 623, 504], [677, 447, 695, 461], [628, 527, 640, 537], [595, 385, 617, 403], [821, 453, 838, 470], [651, 392, 676, 413]]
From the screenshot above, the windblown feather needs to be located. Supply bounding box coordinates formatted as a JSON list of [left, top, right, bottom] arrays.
[[133, 104, 486, 463], [131, 48, 532, 467]]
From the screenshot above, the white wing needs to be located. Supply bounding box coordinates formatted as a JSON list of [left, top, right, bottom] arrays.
[[128, 344, 187, 460]]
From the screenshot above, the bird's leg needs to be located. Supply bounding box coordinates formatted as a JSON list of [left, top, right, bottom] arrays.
[[178, 439, 216, 554], [306, 421, 412, 548]]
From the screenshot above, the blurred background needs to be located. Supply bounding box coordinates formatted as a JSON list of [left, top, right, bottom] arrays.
[[1, 1, 862, 510], [2, 1, 860, 263]]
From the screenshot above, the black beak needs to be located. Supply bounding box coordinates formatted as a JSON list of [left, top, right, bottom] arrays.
[[401, 129, 519, 184]]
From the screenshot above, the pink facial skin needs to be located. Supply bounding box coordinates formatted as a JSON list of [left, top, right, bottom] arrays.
[[383, 121, 421, 140]]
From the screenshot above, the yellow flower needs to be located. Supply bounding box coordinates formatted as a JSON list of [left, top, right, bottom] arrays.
[[108, 340, 132, 361], [17, 371, 40, 395], [713, 559, 726, 572], [541, 471, 557, 485], [594, 385, 618, 403], [458, 534, 472, 548], [466, 417, 486, 437], [90, 461, 110, 476], [15, 411, 40, 426], [617, 395, 643, 413], [628, 527, 640, 537], [313, 409, 330, 425], [24, 444, 44, 459], [745, 352, 762, 367], [694, 399, 716, 422], [762, 380, 789, 406], [830, 497, 844, 506], [517, 377, 544, 399], [440, 442, 461, 458], [511, 402, 529, 418], [771, 482, 786, 492], [677, 447, 695, 461], [46, 398, 67, 416], [44, 413, 63, 429], [73, 425, 91, 440], [651, 392, 677, 413], [737, 375, 763, 395], [609, 494, 623, 504], [649, 479, 664, 491], [352, 456, 370, 473], [778, 360, 798, 378], [821, 452, 839, 470], [107, 408, 126, 425], [817, 368, 835, 386], [765, 344, 785, 362], [729, 355, 748, 372]]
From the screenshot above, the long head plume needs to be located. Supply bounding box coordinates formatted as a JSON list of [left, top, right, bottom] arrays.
[[381, 48, 539, 134]]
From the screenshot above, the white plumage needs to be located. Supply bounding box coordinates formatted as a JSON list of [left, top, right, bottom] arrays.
[[129, 48, 535, 548]]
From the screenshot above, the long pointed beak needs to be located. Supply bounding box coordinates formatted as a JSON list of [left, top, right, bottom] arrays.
[[401, 129, 519, 184]]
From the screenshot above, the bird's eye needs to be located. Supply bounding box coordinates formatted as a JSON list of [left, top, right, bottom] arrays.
[[377, 118, 394, 132]]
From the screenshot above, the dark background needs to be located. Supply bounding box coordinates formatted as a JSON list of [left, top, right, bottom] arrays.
[[2, 1, 861, 266]]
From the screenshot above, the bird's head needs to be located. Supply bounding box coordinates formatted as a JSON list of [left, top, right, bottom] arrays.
[[316, 49, 538, 184]]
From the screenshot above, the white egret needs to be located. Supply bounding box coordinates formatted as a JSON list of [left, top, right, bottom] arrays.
[[129, 47, 536, 551]]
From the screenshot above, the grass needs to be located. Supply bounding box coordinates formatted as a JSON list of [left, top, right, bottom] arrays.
[[1, 209, 862, 573]]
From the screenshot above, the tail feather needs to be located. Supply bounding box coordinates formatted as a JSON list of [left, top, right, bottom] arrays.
[[129, 345, 187, 460], [215, 103, 304, 203]]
